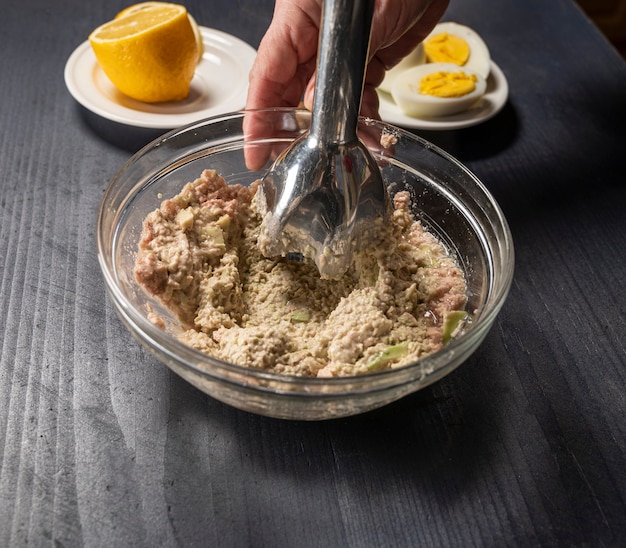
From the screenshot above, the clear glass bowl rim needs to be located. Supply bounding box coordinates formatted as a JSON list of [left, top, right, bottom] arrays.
[[97, 107, 515, 400]]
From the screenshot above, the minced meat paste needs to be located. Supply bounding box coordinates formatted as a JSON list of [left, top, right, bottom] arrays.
[[134, 169, 467, 377]]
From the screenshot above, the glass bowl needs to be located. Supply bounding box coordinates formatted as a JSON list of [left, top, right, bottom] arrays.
[[97, 108, 514, 420]]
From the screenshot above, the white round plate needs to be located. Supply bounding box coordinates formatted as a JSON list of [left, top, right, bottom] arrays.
[[64, 27, 257, 129], [377, 60, 509, 131]]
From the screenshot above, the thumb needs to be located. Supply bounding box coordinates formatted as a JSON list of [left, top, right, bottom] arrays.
[[303, 76, 316, 110], [303, 74, 380, 120], [360, 85, 381, 120]]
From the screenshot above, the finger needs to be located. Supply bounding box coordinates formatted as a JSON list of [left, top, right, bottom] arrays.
[[303, 76, 315, 111], [244, 1, 320, 169], [365, 55, 386, 89], [246, 2, 320, 110], [243, 110, 277, 171], [361, 85, 381, 120], [302, 52, 386, 115], [372, 0, 450, 69]]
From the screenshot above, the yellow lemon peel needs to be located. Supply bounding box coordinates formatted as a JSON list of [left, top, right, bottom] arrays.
[[89, 2, 199, 103], [116, 2, 203, 61]]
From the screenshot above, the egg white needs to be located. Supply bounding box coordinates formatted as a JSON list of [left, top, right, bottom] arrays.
[[390, 62, 487, 118], [378, 43, 425, 94], [425, 22, 491, 79]]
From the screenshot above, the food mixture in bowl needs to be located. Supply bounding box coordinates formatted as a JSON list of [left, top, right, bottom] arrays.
[[134, 169, 468, 377]]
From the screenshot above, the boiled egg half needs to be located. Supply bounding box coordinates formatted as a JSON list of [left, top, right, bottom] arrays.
[[423, 22, 491, 79], [378, 43, 425, 94], [391, 63, 487, 117]]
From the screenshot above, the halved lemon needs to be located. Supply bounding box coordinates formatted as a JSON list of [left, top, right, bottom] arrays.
[[116, 2, 203, 61], [89, 2, 199, 103]]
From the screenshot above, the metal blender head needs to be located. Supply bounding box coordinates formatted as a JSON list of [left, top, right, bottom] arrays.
[[256, 0, 389, 279]]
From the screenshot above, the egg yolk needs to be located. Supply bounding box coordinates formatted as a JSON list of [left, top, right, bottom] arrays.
[[419, 71, 477, 98], [424, 33, 470, 66]]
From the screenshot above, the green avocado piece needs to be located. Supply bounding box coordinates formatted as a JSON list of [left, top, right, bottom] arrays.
[[442, 310, 468, 343], [367, 342, 410, 372]]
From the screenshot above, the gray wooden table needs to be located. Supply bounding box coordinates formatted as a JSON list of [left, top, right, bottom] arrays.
[[1, 0, 625, 545]]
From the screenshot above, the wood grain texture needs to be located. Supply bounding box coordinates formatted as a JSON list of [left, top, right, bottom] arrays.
[[1, 0, 624, 546]]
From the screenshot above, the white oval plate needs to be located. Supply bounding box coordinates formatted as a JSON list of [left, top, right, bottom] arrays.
[[377, 60, 509, 131], [64, 27, 257, 129]]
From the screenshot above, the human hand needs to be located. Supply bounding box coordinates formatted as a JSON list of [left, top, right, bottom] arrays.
[[243, 0, 448, 170], [245, 0, 449, 119]]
